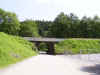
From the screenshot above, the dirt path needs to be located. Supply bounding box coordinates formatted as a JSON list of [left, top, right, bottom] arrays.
[[0, 55, 95, 75]]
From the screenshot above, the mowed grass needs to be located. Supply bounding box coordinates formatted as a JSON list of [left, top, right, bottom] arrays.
[[55, 39, 100, 54], [0, 32, 37, 68]]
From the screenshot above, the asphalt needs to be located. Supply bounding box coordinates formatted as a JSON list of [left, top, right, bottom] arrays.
[[0, 54, 98, 75]]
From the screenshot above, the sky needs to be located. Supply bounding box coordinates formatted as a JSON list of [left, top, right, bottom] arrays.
[[0, 0, 100, 21]]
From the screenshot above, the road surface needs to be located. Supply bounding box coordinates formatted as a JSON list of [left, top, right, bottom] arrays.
[[0, 55, 96, 75]]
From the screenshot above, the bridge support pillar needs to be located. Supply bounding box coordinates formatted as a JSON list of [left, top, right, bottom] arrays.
[[47, 42, 55, 55]]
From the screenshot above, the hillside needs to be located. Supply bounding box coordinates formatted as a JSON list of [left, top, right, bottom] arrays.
[[0, 32, 37, 68], [55, 39, 100, 54]]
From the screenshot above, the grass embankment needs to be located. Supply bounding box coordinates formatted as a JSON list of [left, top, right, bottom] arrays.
[[0, 32, 37, 68], [55, 39, 100, 54]]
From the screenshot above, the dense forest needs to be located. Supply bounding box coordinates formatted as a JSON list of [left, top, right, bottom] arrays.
[[36, 12, 100, 38], [0, 8, 100, 38]]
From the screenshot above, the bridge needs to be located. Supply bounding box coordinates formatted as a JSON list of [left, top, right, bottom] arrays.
[[23, 37, 66, 55]]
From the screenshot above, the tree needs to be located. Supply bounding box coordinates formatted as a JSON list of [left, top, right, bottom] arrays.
[[67, 13, 80, 37], [49, 12, 68, 38], [49, 12, 79, 38], [0, 8, 20, 35], [91, 15, 100, 38], [19, 20, 39, 37], [35, 20, 52, 37], [79, 16, 100, 38]]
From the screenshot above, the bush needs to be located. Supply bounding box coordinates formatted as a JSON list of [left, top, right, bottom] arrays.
[[0, 32, 37, 68], [55, 39, 100, 54]]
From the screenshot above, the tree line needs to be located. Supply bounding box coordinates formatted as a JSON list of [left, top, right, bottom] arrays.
[[37, 12, 100, 38], [0, 8, 100, 38]]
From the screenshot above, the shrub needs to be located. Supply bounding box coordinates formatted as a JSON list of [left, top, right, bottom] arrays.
[[55, 39, 100, 54], [0, 32, 37, 68]]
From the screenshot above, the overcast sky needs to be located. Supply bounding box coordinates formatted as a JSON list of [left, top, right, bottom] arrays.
[[0, 0, 100, 21]]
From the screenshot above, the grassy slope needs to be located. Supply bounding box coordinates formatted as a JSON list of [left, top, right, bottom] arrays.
[[0, 32, 37, 68], [55, 39, 100, 54]]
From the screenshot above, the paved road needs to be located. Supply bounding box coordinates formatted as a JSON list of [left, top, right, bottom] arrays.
[[0, 55, 93, 75]]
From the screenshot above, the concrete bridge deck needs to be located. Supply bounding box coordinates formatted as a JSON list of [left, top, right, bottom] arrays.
[[23, 37, 65, 42], [23, 37, 66, 55]]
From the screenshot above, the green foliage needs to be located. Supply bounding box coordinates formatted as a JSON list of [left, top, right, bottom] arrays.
[[1, 8, 100, 38], [49, 12, 100, 38], [49, 12, 80, 38], [49, 12, 68, 37], [0, 8, 20, 35], [35, 20, 52, 37], [0, 32, 37, 68], [77, 16, 100, 38], [55, 39, 100, 54], [19, 20, 39, 37], [38, 43, 48, 51]]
